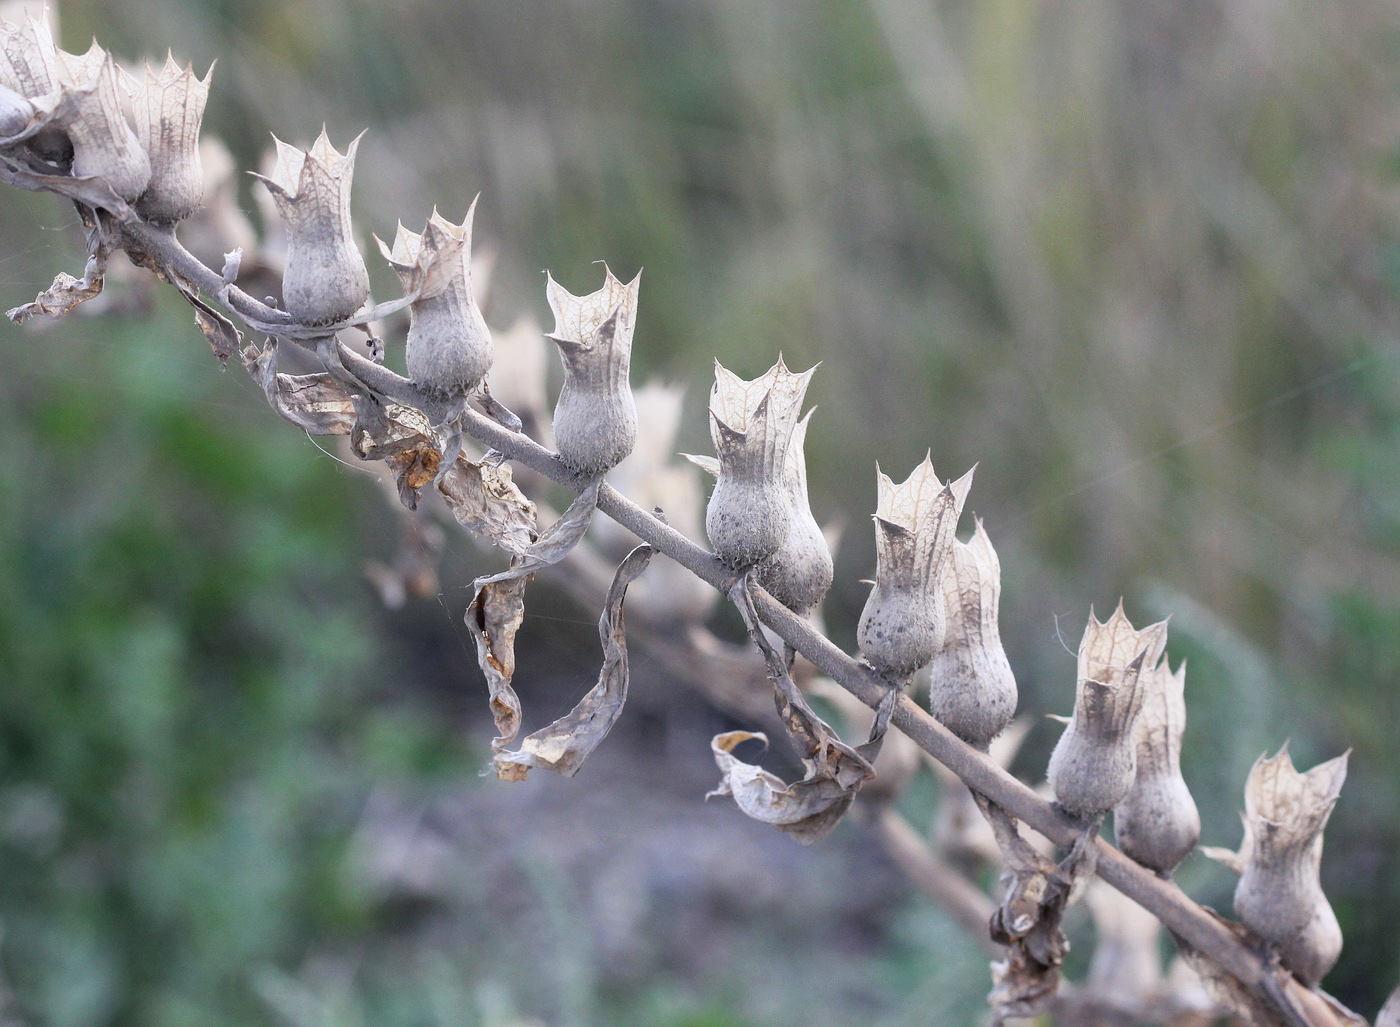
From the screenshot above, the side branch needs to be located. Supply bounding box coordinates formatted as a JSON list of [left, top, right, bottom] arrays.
[[445, 404, 1272, 994]]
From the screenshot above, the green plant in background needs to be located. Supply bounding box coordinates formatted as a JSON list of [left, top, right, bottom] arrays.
[[2, 0, 1399, 1024]]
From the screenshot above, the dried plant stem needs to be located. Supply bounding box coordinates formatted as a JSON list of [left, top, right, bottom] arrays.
[[102, 235, 1330, 1023]]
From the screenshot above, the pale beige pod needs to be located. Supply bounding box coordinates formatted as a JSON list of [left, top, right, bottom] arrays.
[[705, 357, 812, 569], [1113, 658, 1200, 874], [1046, 604, 1167, 818], [857, 456, 973, 680], [922, 518, 1016, 749], [0, 14, 66, 160], [252, 129, 370, 326], [755, 408, 832, 614], [128, 54, 212, 224], [378, 202, 493, 399], [1232, 744, 1348, 986], [52, 42, 151, 202], [545, 267, 640, 475]]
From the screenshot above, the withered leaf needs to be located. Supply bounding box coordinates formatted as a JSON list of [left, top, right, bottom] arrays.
[[472, 484, 598, 588], [706, 578, 895, 844], [467, 573, 529, 757], [351, 398, 442, 510], [6, 264, 104, 322], [493, 543, 654, 780], [980, 796, 1101, 1023], [244, 343, 356, 436], [163, 272, 241, 363], [0, 156, 135, 217], [436, 456, 538, 554]]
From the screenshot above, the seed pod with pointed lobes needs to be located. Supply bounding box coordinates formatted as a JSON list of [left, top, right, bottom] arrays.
[[755, 409, 832, 613], [705, 357, 813, 569], [857, 456, 972, 680], [546, 268, 640, 475], [128, 54, 212, 224], [1046, 604, 1167, 818], [53, 43, 151, 202], [379, 202, 493, 398], [921, 518, 1016, 749], [252, 129, 370, 325], [1113, 658, 1200, 874], [1232, 744, 1348, 985], [0, 15, 73, 163]]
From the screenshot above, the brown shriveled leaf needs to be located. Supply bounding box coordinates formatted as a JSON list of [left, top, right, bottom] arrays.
[[708, 731, 861, 844], [705, 578, 896, 844], [472, 484, 599, 589], [466, 573, 529, 763], [987, 844, 1072, 1020], [6, 264, 103, 322], [244, 343, 357, 436], [493, 544, 655, 779], [436, 454, 537, 554], [351, 399, 443, 510]]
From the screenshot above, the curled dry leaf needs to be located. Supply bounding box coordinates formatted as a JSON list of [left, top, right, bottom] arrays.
[[980, 792, 1093, 1023], [351, 398, 443, 510], [706, 578, 896, 844], [435, 455, 537, 555], [466, 574, 529, 763], [244, 343, 357, 436], [471, 484, 599, 588], [6, 261, 104, 322], [493, 543, 654, 779]]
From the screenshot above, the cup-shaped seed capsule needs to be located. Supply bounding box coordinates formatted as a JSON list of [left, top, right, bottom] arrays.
[[378, 202, 493, 399], [0, 15, 69, 162], [922, 517, 1016, 749], [53, 42, 151, 202], [1046, 604, 1167, 818], [1113, 658, 1200, 874], [545, 267, 640, 475], [128, 54, 212, 224], [857, 456, 973, 679], [252, 129, 370, 325], [0, 14, 62, 98], [1233, 744, 1348, 984], [755, 408, 832, 614], [705, 357, 813, 569]]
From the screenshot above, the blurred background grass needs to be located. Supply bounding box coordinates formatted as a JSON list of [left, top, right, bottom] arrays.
[[0, 0, 1398, 1023]]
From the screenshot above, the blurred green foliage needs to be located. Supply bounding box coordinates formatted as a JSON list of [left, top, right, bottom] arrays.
[[2, 0, 1399, 1021]]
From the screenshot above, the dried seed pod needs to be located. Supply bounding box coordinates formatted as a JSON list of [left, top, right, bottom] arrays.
[[1046, 604, 1167, 818], [1233, 743, 1348, 985], [127, 53, 212, 223], [922, 518, 1016, 749], [0, 79, 33, 137], [755, 409, 833, 614], [52, 42, 151, 201], [1113, 658, 1200, 874], [705, 357, 813, 568], [378, 202, 493, 399], [0, 13, 60, 97], [857, 455, 972, 679], [545, 267, 640, 474], [252, 128, 370, 325], [0, 14, 67, 161]]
